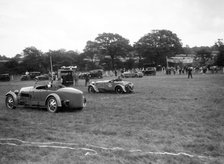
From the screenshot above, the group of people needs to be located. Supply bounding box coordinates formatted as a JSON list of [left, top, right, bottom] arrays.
[[163, 66, 193, 78]]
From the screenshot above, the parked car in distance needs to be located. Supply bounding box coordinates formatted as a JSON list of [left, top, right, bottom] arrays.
[[142, 67, 156, 76], [121, 71, 143, 78], [5, 81, 86, 113], [78, 72, 89, 79], [0, 73, 10, 81], [88, 77, 134, 94], [35, 74, 49, 81], [89, 69, 103, 79], [21, 72, 41, 81], [29, 72, 41, 79], [79, 69, 103, 79], [20, 75, 30, 81]]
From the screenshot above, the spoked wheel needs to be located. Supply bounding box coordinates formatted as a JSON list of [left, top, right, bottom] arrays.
[[5, 95, 16, 109], [47, 97, 59, 113], [88, 86, 96, 93], [115, 86, 123, 94]]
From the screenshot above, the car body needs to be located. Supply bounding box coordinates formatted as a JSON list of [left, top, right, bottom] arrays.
[[0, 74, 10, 81], [88, 78, 134, 94], [20, 75, 31, 81], [89, 69, 103, 79], [121, 71, 143, 78], [142, 67, 156, 76], [35, 74, 49, 80], [78, 72, 89, 79], [79, 69, 103, 79], [5, 81, 86, 113], [21, 72, 41, 81]]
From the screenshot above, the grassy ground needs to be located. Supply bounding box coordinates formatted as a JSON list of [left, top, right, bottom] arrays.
[[0, 72, 224, 164]]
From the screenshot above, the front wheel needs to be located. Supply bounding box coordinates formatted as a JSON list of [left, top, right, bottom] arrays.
[[47, 97, 59, 113], [88, 86, 96, 93], [115, 86, 123, 94], [5, 95, 16, 109]]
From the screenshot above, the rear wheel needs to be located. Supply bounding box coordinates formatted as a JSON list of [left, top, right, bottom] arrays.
[[115, 86, 123, 94], [47, 97, 59, 113], [5, 95, 16, 109], [88, 86, 96, 93]]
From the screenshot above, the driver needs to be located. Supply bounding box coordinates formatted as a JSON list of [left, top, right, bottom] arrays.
[[114, 76, 122, 81], [52, 78, 65, 89], [47, 81, 52, 88]]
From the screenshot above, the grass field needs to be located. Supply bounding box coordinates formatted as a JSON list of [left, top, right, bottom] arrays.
[[0, 73, 224, 164]]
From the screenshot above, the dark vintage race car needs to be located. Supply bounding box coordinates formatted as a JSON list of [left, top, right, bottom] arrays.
[[121, 71, 143, 78], [142, 67, 156, 76], [79, 69, 103, 79], [5, 81, 86, 113], [88, 78, 134, 94], [0, 74, 10, 81], [21, 72, 41, 81]]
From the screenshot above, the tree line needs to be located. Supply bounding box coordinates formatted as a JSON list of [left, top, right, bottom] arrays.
[[0, 30, 223, 75]]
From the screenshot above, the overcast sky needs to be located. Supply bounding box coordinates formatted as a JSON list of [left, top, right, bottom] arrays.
[[0, 0, 224, 57]]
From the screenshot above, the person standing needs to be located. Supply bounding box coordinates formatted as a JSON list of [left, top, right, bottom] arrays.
[[187, 67, 193, 79], [74, 73, 79, 86], [85, 73, 90, 87], [114, 70, 117, 76]]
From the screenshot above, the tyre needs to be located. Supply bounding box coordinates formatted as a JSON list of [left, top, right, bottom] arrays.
[[88, 86, 96, 93], [47, 96, 59, 113], [115, 86, 123, 94], [5, 95, 16, 109]]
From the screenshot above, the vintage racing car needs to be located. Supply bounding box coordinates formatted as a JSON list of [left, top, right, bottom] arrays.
[[35, 74, 50, 81], [121, 71, 143, 78], [5, 81, 86, 113], [0, 73, 10, 81], [142, 67, 156, 76], [88, 78, 134, 94]]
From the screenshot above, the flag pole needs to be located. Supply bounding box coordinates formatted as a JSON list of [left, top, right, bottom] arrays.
[[50, 55, 53, 81], [166, 56, 168, 68]]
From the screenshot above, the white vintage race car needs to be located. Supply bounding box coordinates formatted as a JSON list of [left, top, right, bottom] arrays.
[[88, 78, 134, 94]]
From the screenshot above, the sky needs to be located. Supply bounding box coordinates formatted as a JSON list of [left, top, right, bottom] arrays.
[[0, 0, 224, 57]]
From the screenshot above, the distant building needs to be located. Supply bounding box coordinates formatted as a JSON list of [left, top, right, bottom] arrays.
[[167, 54, 195, 64]]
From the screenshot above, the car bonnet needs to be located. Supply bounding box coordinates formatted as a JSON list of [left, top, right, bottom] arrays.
[[20, 86, 33, 92], [58, 87, 83, 94]]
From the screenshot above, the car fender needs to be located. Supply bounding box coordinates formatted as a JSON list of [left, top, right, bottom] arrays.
[[115, 84, 126, 92], [88, 84, 99, 92], [5, 91, 18, 106], [45, 93, 62, 107]]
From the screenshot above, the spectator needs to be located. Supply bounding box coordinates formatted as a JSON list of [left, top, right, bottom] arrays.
[[187, 67, 193, 79], [114, 75, 122, 81], [85, 73, 90, 87], [114, 70, 117, 76], [74, 73, 79, 86]]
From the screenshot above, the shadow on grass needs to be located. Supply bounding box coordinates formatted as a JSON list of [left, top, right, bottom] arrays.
[[10, 106, 83, 114]]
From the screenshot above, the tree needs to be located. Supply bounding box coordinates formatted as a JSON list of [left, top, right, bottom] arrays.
[[195, 47, 212, 66], [22, 46, 44, 72], [134, 29, 183, 66], [4, 59, 19, 74], [214, 39, 224, 66], [46, 49, 80, 71], [95, 33, 132, 70], [183, 45, 195, 54], [83, 41, 99, 63]]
